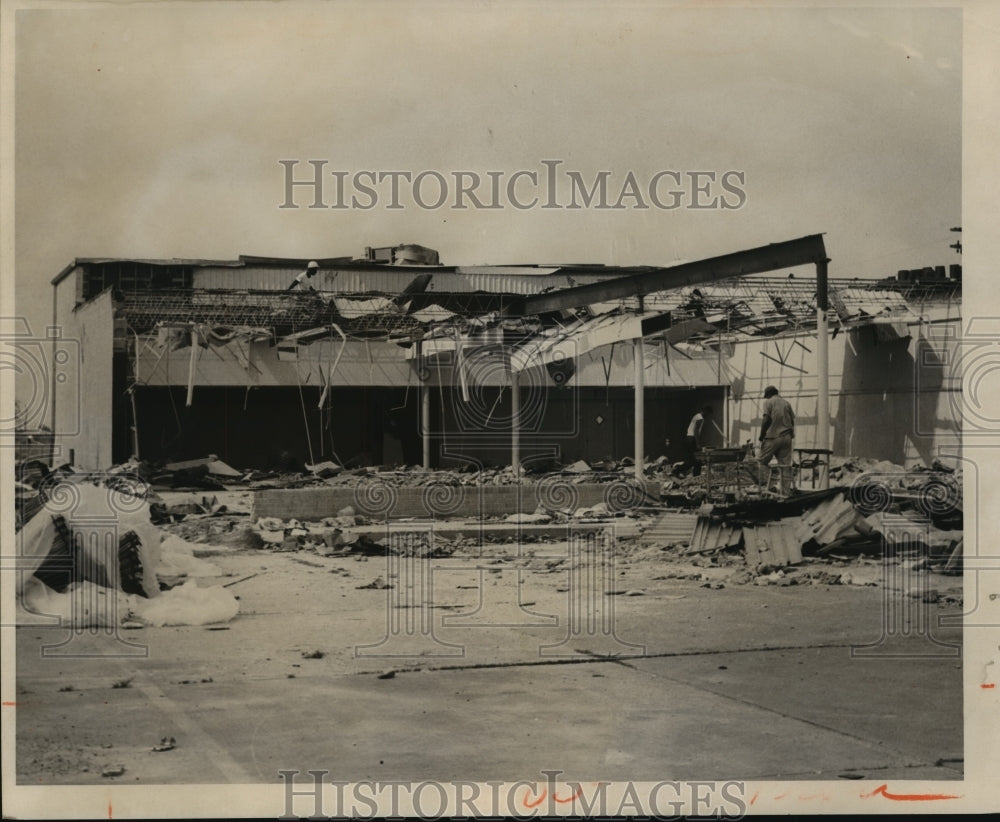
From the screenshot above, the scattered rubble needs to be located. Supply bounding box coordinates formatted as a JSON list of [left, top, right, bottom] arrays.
[[306, 461, 343, 479], [14, 452, 963, 610]]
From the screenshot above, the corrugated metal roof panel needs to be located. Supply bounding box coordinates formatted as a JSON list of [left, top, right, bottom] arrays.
[[510, 313, 643, 372], [743, 518, 803, 568], [194, 267, 292, 290], [426, 270, 621, 295], [455, 266, 562, 277], [687, 515, 742, 553], [796, 492, 860, 546], [194, 267, 425, 292], [641, 511, 698, 546], [831, 288, 914, 321]]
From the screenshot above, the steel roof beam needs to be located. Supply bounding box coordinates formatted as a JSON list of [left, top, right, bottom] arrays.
[[506, 234, 827, 316]]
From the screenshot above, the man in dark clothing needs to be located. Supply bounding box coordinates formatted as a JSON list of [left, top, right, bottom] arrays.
[[757, 385, 795, 494]]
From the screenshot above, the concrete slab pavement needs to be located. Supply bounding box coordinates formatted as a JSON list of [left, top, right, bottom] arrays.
[[14, 543, 963, 787]]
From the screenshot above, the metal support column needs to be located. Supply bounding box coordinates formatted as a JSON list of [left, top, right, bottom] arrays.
[[816, 258, 830, 489], [418, 341, 431, 469], [185, 328, 198, 407], [634, 337, 644, 480], [129, 389, 140, 460], [511, 371, 521, 476]]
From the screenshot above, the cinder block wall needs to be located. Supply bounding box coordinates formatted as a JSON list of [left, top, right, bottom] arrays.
[[252, 481, 660, 521]]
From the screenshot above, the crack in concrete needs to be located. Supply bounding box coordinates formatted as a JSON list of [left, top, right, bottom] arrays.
[[356, 641, 962, 779], [356, 640, 864, 677]]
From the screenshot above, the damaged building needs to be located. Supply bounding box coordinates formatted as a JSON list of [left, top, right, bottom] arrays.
[[48, 236, 961, 478], [15, 235, 965, 786]]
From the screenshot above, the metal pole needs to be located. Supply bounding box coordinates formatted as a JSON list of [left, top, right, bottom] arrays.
[[634, 337, 644, 480], [50, 283, 59, 465], [129, 388, 140, 459], [185, 328, 198, 407], [511, 371, 521, 476], [419, 341, 431, 469], [816, 258, 830, 489]]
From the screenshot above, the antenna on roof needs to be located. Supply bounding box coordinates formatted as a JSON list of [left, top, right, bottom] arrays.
[[949, 226, 961, 255]]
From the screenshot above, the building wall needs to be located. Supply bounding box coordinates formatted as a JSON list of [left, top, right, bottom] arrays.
[[726, 306, 961, 466], [52, 281, 115, 469]]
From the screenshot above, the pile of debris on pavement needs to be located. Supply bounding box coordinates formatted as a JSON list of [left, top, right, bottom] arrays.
[[15, 451, 963, 605], [250, 506, 373, 555], [640, 460, 963, 589], [17, 454, 663, 506]]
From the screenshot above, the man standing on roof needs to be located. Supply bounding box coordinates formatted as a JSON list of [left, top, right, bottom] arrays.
[[287, 260, 320, 291], [757, 385, 795, 495]]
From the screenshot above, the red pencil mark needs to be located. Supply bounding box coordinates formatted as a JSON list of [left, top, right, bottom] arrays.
[[108, 800, 113, 819], [749, 791, 759, 806], [553, 788, 583, 804], [523, 789, 546, 808], [981, 683, 995, 689], [862, 784, 961, 801], [2, 701, 17, 706], [522, 787, 583, 807]]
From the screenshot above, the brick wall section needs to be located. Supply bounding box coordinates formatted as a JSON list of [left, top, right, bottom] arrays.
[[252, 481, 661, 521]]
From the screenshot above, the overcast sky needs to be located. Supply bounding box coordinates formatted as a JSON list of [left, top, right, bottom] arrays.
[[10, 2, 965, 369]]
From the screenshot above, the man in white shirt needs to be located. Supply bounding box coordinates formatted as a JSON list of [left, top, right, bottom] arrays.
[[287, 260, 320, 291], [673, 405, 713, 478]]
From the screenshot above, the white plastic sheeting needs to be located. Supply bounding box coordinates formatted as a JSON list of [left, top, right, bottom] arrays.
[[19, 578, 239, 629], [20, 578, 128, 628], [130, 580, 239, 627], [24, 483, 164, 598], [15, 511, 59, 594], [16, 482, 239, 628], [156, 535, 224, 579]]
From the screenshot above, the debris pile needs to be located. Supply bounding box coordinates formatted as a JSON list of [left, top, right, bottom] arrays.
[[14, 452, 962, 607], [17, 455, 667, 514], [641, 460, 962, 586], [250, 507, 370, 554]]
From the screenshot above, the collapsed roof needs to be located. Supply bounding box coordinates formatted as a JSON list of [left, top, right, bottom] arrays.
[[60, 236, 959, 357]]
